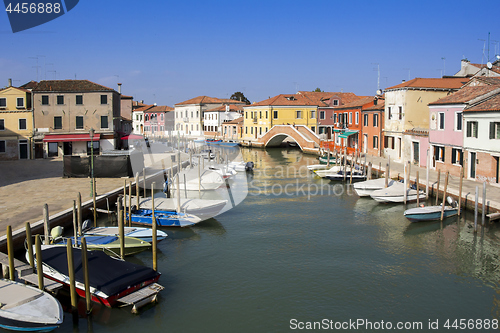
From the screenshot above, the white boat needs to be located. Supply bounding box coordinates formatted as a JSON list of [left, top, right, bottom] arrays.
[[82, 220, 168, 243], [313, 165, 342, 178], [206, 164, 237, 178], [0, 279, 63, 332], [325, 170, 366, 182], [229, 161, 254, 172], [126, 196, 227, 220], [306, 164, 330, 171], [170, 168, 224, 191], [370, 182, 426, 203], [404, 197, 460, 222], [354, 178, 396, 197]]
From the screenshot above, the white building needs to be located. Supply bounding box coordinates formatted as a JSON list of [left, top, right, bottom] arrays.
[[204, 104, 243, 136]]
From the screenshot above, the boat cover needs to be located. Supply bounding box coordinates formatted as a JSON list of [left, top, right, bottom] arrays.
[[41, 247, 160, 297]]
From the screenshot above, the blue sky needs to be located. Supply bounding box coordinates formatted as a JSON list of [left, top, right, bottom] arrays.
[[1, 0, 499, 106]]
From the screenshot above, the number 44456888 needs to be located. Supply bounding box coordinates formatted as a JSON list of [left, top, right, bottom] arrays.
[[5, 2, 61, 14]]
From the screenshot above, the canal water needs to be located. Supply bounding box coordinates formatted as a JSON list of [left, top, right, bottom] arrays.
[[54, 147, 500, 332]]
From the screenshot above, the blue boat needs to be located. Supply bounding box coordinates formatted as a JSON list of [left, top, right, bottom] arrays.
[[217, 141, 240, 147], [404, 205, 459, 222], [127, 209, 202, 227]]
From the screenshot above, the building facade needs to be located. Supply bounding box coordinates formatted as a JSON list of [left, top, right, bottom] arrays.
[[32, 80, 120, 157], [0, 84, 33, 160]]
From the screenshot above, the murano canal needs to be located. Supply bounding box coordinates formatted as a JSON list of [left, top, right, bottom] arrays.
[[55, 147, 500, 332]]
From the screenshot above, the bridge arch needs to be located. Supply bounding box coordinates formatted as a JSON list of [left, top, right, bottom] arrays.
[[257, 125, 320, 152]]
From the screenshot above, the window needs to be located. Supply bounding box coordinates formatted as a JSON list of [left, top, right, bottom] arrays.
[[76, 116, 84, 129], [273, 110, 278, 119], [363, 114, 369, 126], [100, 95, 107, 104], [160, 113, 164, 121], [373, 114, 379, 127], [100, 116, 108, 129], [266, 111, 268, 119], [245, 112, 248, 119], [490, 122, 500, 139], [333, 114, 337, 123], [41, 95, 49, 105], [259, 111, 262, 119], [320, 111, 325, 120], [76, 95, 83, 105], [296, 110, 302, 119], [54, 116, 62, 129], [384, 136, 395, 149], [259, 127, 262, 135], [466, 121, 478, 138], [434, 146, 445, 162], [18, 118, 27, 130], [57, 95, 64, 105], [245, 126, 248, 134], [438, 112, 445, 130], [355, 112, 359, 125], [398, 106, 403, 120], [451, 148, 463, 166], [310, 110, 316, 119], [388, 106, 392, 119], [251, 127, 253, 134], [16, 97, 24, 108], [349, 112, 352, 124], [0, 98, 6, 107], [455, 112, 462, 131], [332, 100, 339, 106], [0, 119, 4, 130], [373, 135, 378, 149], [145, 114, 149, 121], [0, 140, 4, 152]]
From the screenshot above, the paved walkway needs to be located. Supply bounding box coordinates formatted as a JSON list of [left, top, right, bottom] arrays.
[[0, 146, 183, 237], [356, 154, 500, 214]]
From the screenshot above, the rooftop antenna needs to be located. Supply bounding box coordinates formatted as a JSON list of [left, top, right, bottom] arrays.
[[372, 63, 380, 91], [28, 56, 40, 81], [441, 57, 446, 76], [478, 38, 486, 65]]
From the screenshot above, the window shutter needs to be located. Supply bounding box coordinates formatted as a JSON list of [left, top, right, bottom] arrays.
[[467, 122, 471, 137], [490, 122, 495, 139]]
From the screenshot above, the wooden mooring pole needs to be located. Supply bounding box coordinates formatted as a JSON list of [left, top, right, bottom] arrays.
[[416, 171, 420, 206], [35, 235, 43, 290], [43, 204, 49, 245], [152, 183, 158, 271], [474, 186, 479, 233], [440, 171, 449, 221], [6, 226, 14, 281], [81, 238, 92, 314], [118, 199, 125, 259], [482, 182, 486, 226], [458, 166, 463, 215], [26, 222, 34, 271], [77, 192, 82, 236], [66, 241, 78, 323], [435, 171, 441, 206]]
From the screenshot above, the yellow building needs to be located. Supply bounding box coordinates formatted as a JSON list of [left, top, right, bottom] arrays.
[[242, 92, 333, 141], [0, 85, 33, 160]]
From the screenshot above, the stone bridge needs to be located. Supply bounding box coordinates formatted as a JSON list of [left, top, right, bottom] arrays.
[[246, 125, 320, 154]]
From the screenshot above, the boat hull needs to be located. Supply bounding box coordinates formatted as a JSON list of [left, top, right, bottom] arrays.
[[84, 227, 168, 243], [128, 209, 202, 227], [0, 279, 63, 332], [404, 206, 459, 222]]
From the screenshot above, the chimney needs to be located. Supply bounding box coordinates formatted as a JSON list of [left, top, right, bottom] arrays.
[[117, 83, 122, 94], [402, 79, 406, 83], [374, 97, 378, 106], [8, 78, 12, 87]]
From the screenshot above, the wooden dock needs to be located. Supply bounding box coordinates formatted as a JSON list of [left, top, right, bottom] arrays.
[[0, 252, 63, 293], [117, 282, 164, 313]]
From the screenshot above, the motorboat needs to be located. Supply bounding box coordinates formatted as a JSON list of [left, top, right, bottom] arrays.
[[27, 245, 161, 308], [50, 227, 151, 257], [313, 165, 342, 178], [0, 279, 63, 332], [353, 178, 396, 197], [127, 196, 228, 220], [229, 161, 254, 172], [169, 168, 224, 191], [324, 170, 366, 182], [82, 220, 168, 243], [306, 164, 330, 171], [127, 208, 202, 227], [370, 182, 426, 203], [404, 197, 460, 222]]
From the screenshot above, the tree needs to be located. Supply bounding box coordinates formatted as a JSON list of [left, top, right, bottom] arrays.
[[313, 88, 323, 92], [230, 91, 251, 105]]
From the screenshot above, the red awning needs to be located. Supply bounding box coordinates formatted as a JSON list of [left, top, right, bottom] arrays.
[[42, 133, 101, 143], [121, 134, 144, 140]]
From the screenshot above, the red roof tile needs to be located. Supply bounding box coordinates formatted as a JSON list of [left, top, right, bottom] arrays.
[[32, 80, 116, 92], [429, 85, 500, 105], [385, 77, 468, 91], [144, 105, 174, 112], [464, 93, 500, 112], [206, 104, 244, 112], [332, 96, 373, 109]]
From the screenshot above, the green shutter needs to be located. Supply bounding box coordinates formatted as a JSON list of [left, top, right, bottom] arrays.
[[490, 122, 495, 139]]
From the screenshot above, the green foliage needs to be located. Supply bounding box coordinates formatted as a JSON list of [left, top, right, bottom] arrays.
[[230, 91, 251, 105], [313, 88, 323, 92]]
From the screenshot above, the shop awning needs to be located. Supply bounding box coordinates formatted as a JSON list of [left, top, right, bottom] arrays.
[[338, 130, 358, 139], [42, 133, 101, 143], [121, 134, 144, 140]]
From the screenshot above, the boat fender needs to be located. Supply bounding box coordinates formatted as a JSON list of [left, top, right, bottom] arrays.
[[50, 226, 64, 243], [82, 219, 92, 232]]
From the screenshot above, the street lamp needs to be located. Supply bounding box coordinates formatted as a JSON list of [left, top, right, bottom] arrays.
[[89, 128, 94, 198]]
